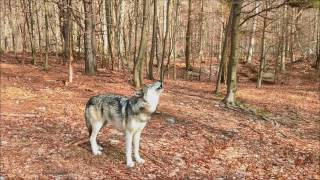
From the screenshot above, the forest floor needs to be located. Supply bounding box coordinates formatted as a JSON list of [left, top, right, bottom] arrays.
[[1, 53, 319, 179]]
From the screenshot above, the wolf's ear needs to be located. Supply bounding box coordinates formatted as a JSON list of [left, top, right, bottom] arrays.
[[135, 89, 144, 97]]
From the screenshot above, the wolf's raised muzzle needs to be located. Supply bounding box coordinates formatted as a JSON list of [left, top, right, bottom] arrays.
[[159, 81, 163, 89]]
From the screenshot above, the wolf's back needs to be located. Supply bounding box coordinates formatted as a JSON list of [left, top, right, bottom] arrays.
[[85, 94, 128, 135]]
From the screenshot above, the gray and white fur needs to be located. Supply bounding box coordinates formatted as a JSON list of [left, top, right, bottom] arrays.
[[85, 81, 164, 167]]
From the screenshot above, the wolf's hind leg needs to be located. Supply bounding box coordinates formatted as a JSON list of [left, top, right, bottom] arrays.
[[90, 121, 103, 155]]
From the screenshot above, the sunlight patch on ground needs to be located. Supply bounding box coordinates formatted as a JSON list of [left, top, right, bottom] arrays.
[[1, 86, 35, 100]]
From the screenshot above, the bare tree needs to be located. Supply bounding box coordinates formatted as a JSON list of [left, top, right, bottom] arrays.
[[160, 0, 171, 81], [257, 2, 268, 88], [133, 0, 150, 88], [83, 0, 97, 75], [148, 0, 158, 80], [185, 0, 192, 71], [223, 0, 242, 105]]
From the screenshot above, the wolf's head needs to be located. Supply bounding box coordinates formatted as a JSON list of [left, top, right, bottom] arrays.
[[136, 81, 164, 113]]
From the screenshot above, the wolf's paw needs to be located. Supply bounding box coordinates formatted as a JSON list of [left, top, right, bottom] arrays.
[[126, 161, 135, 168], [92, 149, 102, 155], [136, 158, 145, 164], [98, 145, 103, 151]]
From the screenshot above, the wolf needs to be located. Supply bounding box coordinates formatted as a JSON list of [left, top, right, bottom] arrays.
[[84, 81, 164, 167]]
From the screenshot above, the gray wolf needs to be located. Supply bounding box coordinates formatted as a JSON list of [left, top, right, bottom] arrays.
[[84, 81, 164, 167]]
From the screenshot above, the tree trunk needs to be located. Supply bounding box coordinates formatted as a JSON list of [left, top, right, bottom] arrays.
[[44, 0, 49, 71], [27, 0, 36, 65], [257, 4, 268, 88], [35, 1, 42, 61], [172, 0, 180, 80], [133, 0, 139, 72], [280, 5, 288, 72], [223, 0, 242, 106], [133, 0, 150, 88], [185, 0, 192, 71], [160, 0, 171, 81], [0, 0, 3, 55], [105, 0, 114, 70], [20, 23, 27, 64], [101, 0, 108, 67], [67, 0, 73, 82], [215, 6, 232, 94], [246, 2, 258, 64], [83, 0, 97, 75], [316, 6, 320, 70], [8, 0, 18, 61], [148, 0, 157, 80], [198, 0, 204, 81]]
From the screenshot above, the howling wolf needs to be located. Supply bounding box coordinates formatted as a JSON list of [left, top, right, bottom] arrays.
[[85, 81, 164, 167]]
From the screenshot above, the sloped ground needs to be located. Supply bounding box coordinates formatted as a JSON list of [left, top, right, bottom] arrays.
[[0, 53, 319, 179]]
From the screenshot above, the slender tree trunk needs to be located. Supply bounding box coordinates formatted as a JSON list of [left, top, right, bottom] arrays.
[[133, 0, 139, 72], [105, 0, 114, 70], [185, 0, 192, 71], [223, 0, 242, 105], [101, 0, 108, 68], [316, 6, 320, 70], [172, 0, 179, 80], [218, 19, 224, 64], [246, 2, 258, 64], [281, 5, 288, 72], [198, 0, 204, 81], [8, 0, 18, 61], [44, 0, 49, 71], [20, 23, 27, 64], [67, 0, 73, 82], [133, 0, 150, 88], [148, 0, 157, 80], [77, 30, 81, 61], [215, 7, 232, 94], [0, 0, 3, 55], [257, 4, 268, 88], [27, 0, 36, 65], [160, 0, 171, 81], [118, 0, 128, 70], [35, 1, 42, 60], [83, 0, 97, 75]]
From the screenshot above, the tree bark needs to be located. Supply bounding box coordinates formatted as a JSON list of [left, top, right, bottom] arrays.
[[223, 0, 242, 105], [160, 0, 171, 81], [44, 0, 49, 71], [35, 1, 42, 61], [133, 0, 150, 88], [215, 6, 232, 94], [105, 0, 114, 70], [8, 0, 18, 61], [67, 0, 73, 82], [185, 0, 192, 71], [148, 0, 157, 80], [257, 3, 268, 88], [83, 0, 97, 75], [246, 2, 258, 64], [280, 5, 288, 72], [316, 6, 320, 70], [27, 0, 37, 65]]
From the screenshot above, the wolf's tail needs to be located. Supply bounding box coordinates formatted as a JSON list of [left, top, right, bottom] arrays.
[[85, 106, 92, 137]]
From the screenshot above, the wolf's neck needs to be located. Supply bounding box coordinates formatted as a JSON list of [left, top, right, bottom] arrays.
[[146, 96, 160, 113]]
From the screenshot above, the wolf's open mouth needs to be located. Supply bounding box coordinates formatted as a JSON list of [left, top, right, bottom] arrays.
[[158, 81, 163, 89]]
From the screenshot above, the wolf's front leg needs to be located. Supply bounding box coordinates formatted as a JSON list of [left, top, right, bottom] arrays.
[[125, 131, 135, 167], [133, 130, 145, 164]]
